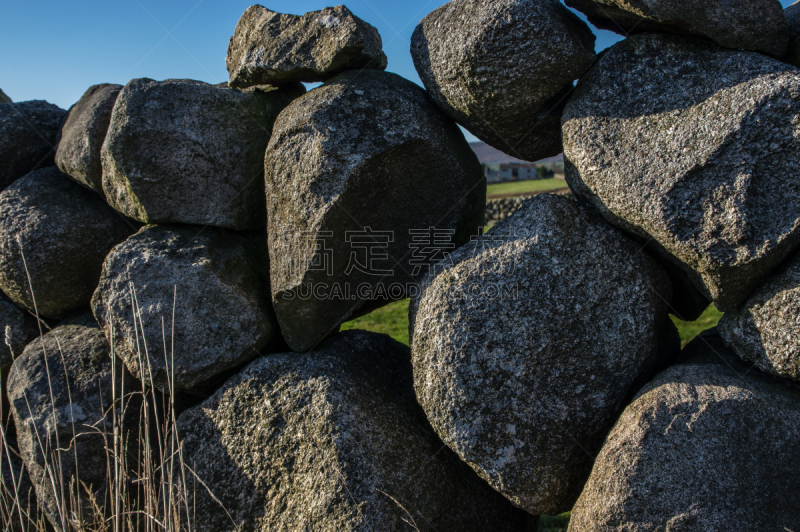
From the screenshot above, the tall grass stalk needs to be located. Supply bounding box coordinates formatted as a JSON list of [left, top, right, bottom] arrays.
[[1, 243, 221, 531]]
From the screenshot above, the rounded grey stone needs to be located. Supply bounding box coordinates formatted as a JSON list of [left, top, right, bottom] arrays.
[[0, 100, 66, 191], [566, 0, 788, 57], [227, 5, 387, 87], [563, 33, 800, 311], [568, 333, 800, 531], [7, 313, 141, 530], [410, 194, 672, 515], [55, 84, 122, 195], [0, 167, 137, 319], [101, 78, 303, 230], [92, 225, 282, 394], [411, 0, 595, 162], [176, 330, 534, 532], [719, 251, 800, 381], [265, 70, 485, 353]]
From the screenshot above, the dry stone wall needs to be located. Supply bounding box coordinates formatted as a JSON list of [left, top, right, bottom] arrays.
[[1, 1, 799, 530]]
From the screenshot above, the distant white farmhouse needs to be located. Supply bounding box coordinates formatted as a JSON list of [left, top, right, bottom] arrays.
[[499, 163, 538, 181]]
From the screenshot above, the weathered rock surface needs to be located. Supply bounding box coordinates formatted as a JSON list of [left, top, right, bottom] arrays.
[[563, 34, 800, 311], [7, 313, 141, 530], [177, 330, 533, 532], [92, 225, 282, 394], [0, 89, 11, 104], [56, 84, 122, 195], [101, 78, 303, 230], [568, 331, 800, 531], [623, 235, 711, 321], [0, 292, 38, 372], [0, 167, 137, 319], [266, 70, 485, 352], [1, 437, 40, 532], [719, 251, 800, 381], [410, 194, 672, 515], [565, 0, 788, 57], [411, 0, 595, 162], [785, 1, 800, 67], [227, 5, 387, 87], [0, 100, 66, 190]]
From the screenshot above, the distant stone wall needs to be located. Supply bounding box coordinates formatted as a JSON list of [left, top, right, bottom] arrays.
[[485, 190, 573, 224]]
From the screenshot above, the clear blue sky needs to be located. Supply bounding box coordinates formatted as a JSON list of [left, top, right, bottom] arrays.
[[0, 0, 625, 109], [1, 0, 795, 137]]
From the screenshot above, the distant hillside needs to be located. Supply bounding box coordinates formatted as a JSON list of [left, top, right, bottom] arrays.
[[469, 141, 564, 166]]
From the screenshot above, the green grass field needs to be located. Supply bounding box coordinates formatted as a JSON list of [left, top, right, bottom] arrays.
[[340, 299, 411, 344], [539, 513, 571, 531], [670, 304, 723, 347], [341, 299, 723, 532], [487, 178, 568, 197], [341, 299, 722, 348]]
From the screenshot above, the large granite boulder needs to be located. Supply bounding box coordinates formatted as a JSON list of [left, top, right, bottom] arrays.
[[176, 330, 533, 531], [265, 70, 485, 352], [56, 84, 122, 195], [227, 5, 387, 88], [568, 331, 800, 531], [565, 0, 787, 57], [784, 1, 800, 67], [563, 33, 800, 311], [7, 313, 141, 530], [0, 100, 66, 190], [92, 225, 282, 394], [411, 0, 595, 162], [409, 194, 672, 515], [0, 167, 137, 319], [0, 89, 11, 104], [101, 78, 303, 230], [719, 250, 800, 381]]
